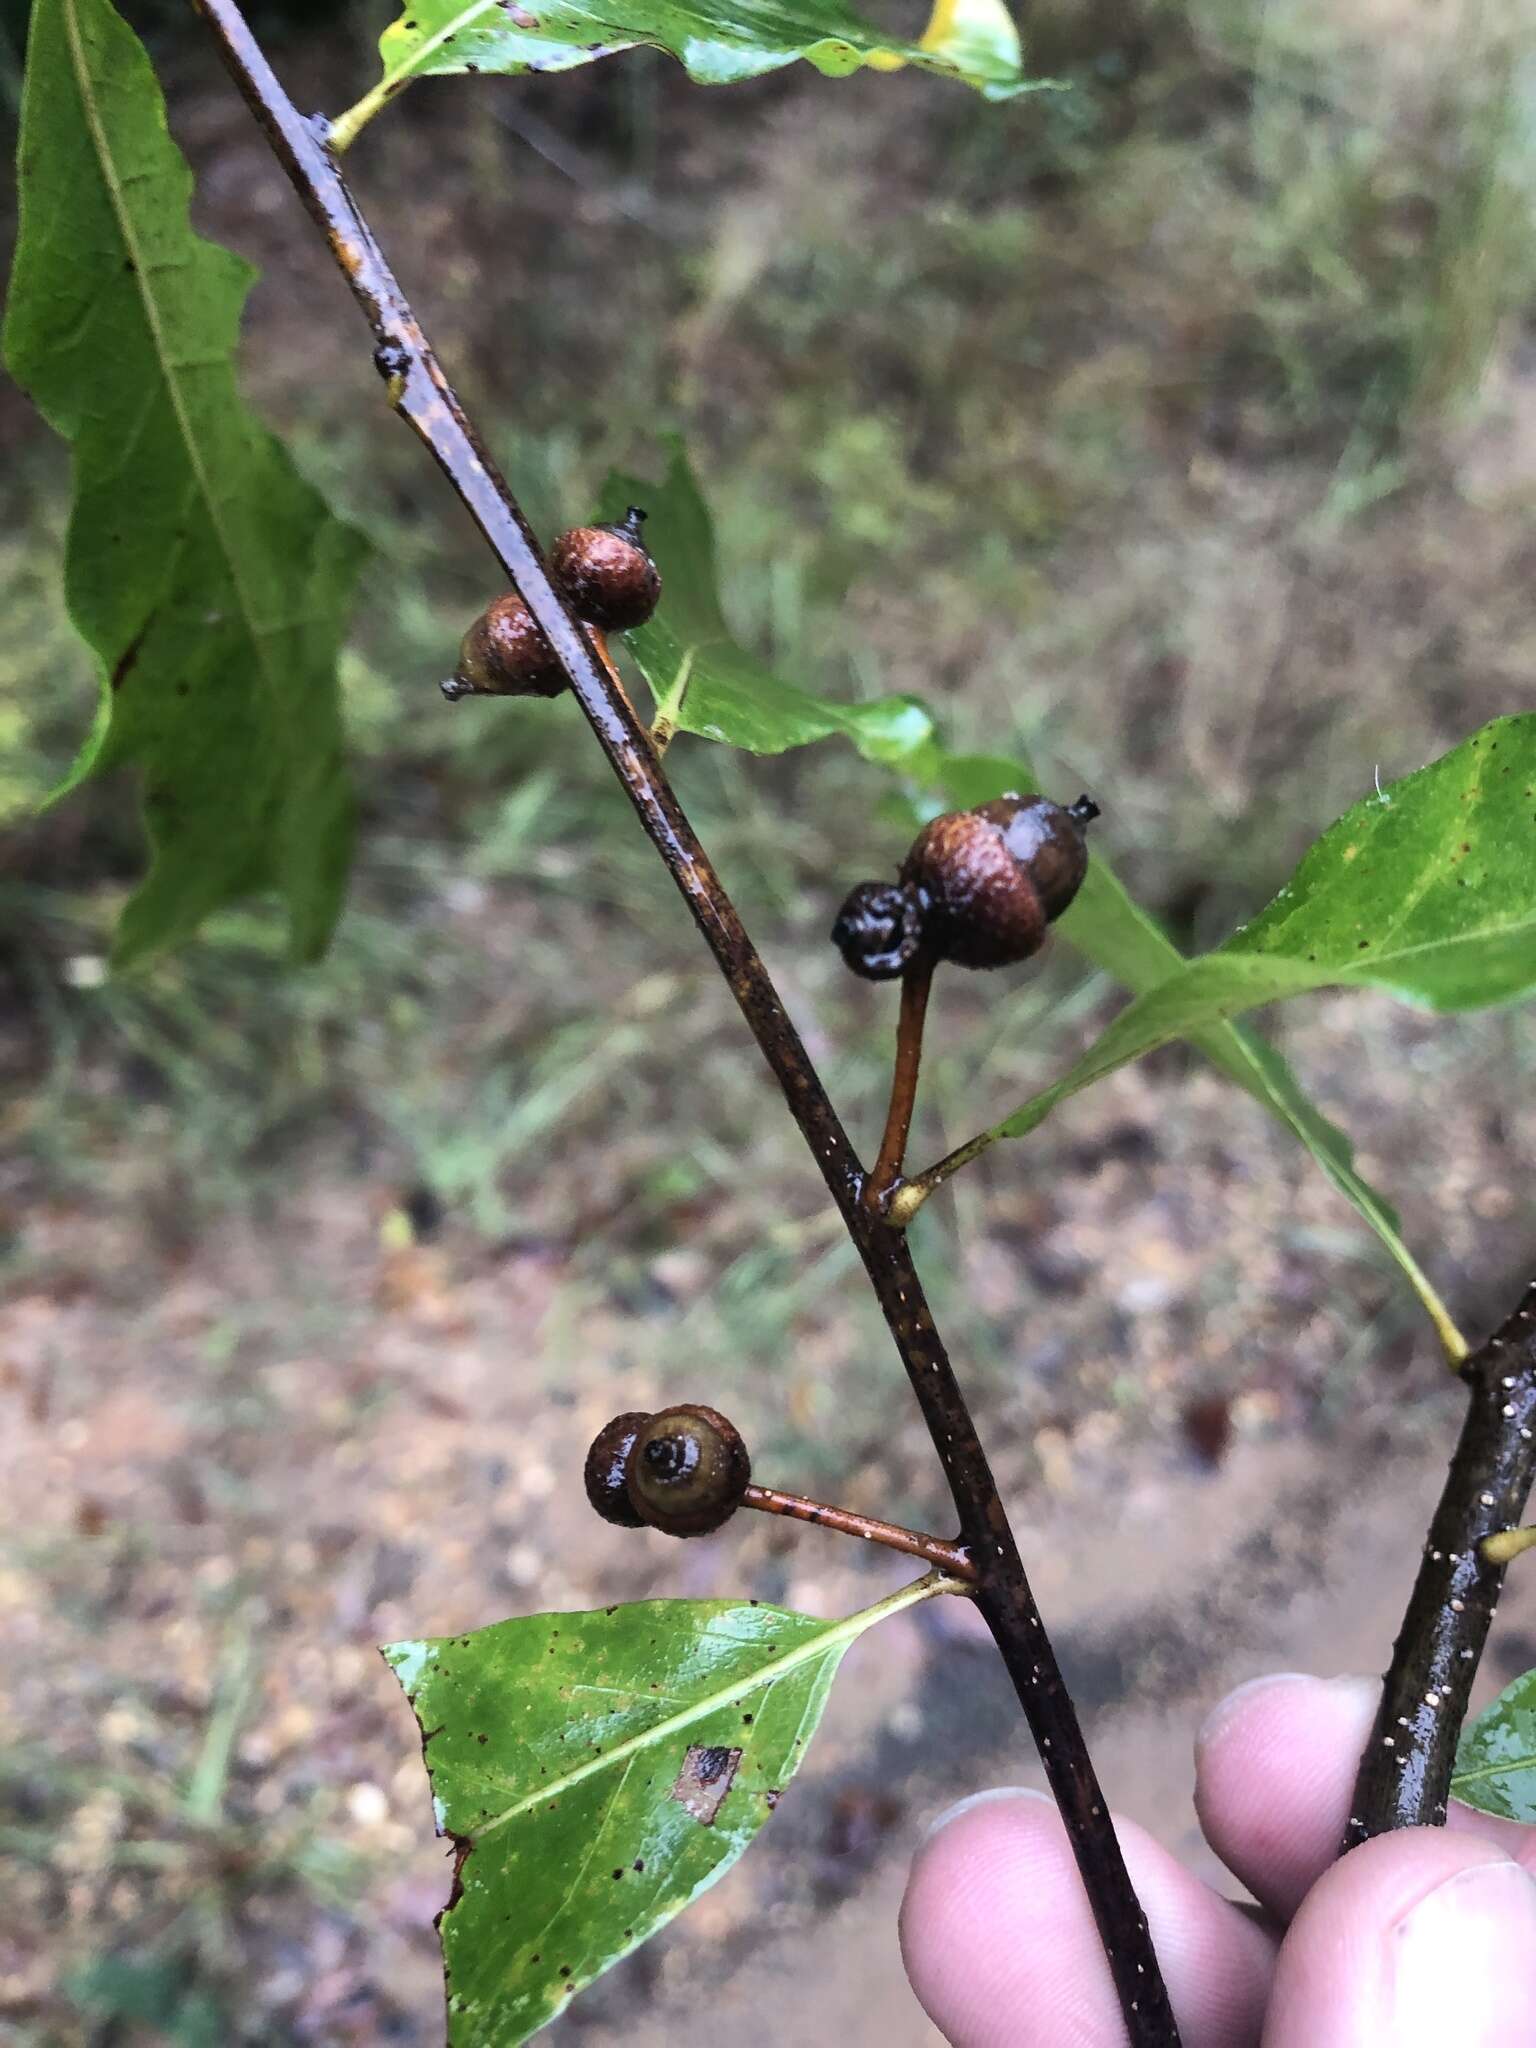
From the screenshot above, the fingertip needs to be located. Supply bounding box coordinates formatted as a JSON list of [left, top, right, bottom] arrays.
[[1193, 1671, 1321, 1763], [1266, 1828, 1536, 2046], [901, 1789, 1273, 2047], [901, 1790, 1092, 2046], [1194, 1671, 1378, 1771], [919, 1783, 1057, 1848], [1194, 1672, 1378, 1919], [1446, 1794, 1536, 1873]]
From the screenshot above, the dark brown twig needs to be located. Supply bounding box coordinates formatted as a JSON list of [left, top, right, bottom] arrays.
[[743, 1482, 977, 1580], [1345, 1275, 1536, 1848], [866, 957, 933, 1216], [189, 6, 1182, 2037]]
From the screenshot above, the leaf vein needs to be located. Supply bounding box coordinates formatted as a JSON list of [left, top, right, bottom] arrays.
[[63, 0, 281, 672]]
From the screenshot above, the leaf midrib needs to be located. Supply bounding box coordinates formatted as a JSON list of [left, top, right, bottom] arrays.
[[1179, 898, 1536, 996], [455, 1575, 946, 1842], [999, 900, 1536, 1123], [381, 0, 922, 88], [65, 0, 280, 675], [383, 2, 497, 88], [1452, 1753, 1536, 1790]]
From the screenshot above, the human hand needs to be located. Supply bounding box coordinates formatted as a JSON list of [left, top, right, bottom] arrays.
[[900, 1672, 1536, 2046]]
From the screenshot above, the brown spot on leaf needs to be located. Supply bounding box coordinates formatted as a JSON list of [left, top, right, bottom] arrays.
[[436, 1835, 472, 1927], [111, 617, 154, 693], [670, 1744, 742, 1826]]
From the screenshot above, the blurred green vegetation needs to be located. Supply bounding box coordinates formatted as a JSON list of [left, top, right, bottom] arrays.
[[3, 1627, 366, 2042], [5, 0, 1535, 1278]]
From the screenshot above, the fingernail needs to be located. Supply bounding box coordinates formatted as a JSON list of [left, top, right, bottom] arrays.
[[1195, 1672, 1377, 1763], [1195, 1672, 1311, 1760], [920, 1785, 1050, 1846], [1390, 1855, 1536, 2034]]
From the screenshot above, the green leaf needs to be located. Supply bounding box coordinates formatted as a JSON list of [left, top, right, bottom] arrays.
[[595, 444, 937, 768], [1214, 716, 1536, 1011], [66, 1955, 227, 2048], [3, 0, 366, 966], [914, 0, 1025, 90], [989, 716, 1536, 1149], [1453, 1669, 1536, 1822], [387, 1573, 953, 2046], [929, 755, 1465, 1358], [336, 0, 1028, 148]]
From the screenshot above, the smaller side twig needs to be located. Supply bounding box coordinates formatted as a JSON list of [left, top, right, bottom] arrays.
[[1345, 1274, 1536, 1849], [1483, 1524, 1536, 1565], [866, 958, 934, 1215], [743, 1482, 976, 1580], [887, 1121, 994, 1227], [587, 628, 646, 733]]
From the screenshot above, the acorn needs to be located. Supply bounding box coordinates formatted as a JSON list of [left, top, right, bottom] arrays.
[[583, 1412, 651, 1529], [901, 793, 1099, 969], [548, 507, 661, 634], [442, 593, 567, 702], [625, 1403, 751, 1538], [830, 880, 929, 981]]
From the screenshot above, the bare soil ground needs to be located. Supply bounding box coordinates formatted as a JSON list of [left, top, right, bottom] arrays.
[[4, 989, 1536, 2044]]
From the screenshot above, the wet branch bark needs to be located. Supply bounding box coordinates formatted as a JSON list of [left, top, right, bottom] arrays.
[[1345, 1275, 1536, 1848], [190, 2, 1180, 2039]]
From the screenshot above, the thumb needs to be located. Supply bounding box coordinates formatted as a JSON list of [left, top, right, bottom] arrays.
[[1266, 1828, 1536, 2047]]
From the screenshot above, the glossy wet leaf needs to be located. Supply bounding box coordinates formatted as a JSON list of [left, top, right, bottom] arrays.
[[3, 0, 366, 966], [1452, 1669, 1536, 1822], [338, 0, 1027, 146], [595, 445, 936, 767], [387, 1575, 950, 2045], [929, 755, 1460, 1352], [989, 715, 1536, 1140]]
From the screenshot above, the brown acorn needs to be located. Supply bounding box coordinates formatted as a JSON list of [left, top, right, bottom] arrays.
[[625, 1403, 751, 1538], [900, 793, 1099, 970], [584, 1412, 652, 1529], [548, 507, 661, 634], [443, 593, 567, 702]]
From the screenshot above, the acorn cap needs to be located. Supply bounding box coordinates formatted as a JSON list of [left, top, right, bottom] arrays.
[[549, 507, 662, 634], [625, 1402, 751, 1538]]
